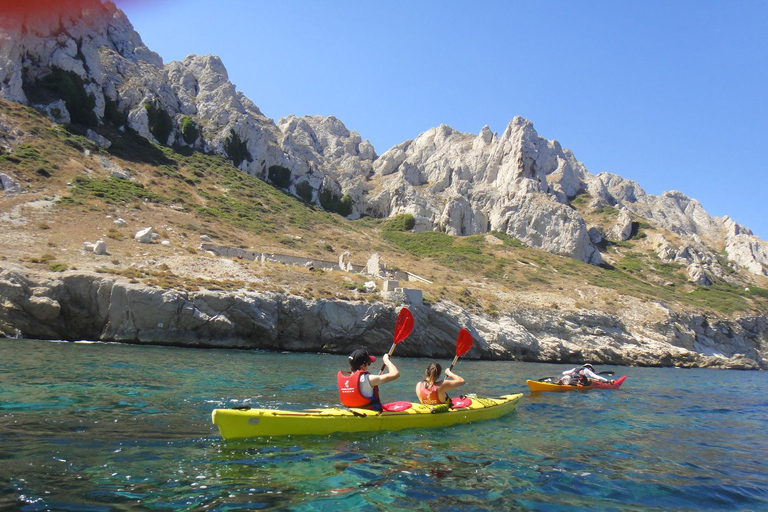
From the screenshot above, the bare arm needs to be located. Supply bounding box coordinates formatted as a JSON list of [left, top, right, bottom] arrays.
[[439, 368, 465, 392], [368, 354, 399, 387], [583, 368, 609, 382]]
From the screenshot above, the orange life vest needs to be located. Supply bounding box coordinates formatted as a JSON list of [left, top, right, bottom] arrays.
[[416, 381, 444, 405]]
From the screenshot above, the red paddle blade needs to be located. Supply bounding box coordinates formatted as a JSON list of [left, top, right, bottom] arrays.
[[456, 328, 473, 357], [394, 307, 414, 344]]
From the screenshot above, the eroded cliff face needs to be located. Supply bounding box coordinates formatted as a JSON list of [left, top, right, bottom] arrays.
[[1, 265, 764, 370]]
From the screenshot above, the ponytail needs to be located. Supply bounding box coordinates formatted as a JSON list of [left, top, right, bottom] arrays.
[[424, 363, 442, 386]]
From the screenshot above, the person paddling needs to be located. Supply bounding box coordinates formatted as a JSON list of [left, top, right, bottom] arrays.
[[337, 348, 399, 411], [557, 363, 613, 386], [415, 362, 465, 405]]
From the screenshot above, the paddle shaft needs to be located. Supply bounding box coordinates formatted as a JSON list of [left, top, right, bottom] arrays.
[[378, 343, 397, 375]]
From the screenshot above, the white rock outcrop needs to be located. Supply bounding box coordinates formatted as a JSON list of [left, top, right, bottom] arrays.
[[0, 172, 21, 194], [93, 239, 107, 255], [607, 208, 634, 242], [134, 227, 153, 243]]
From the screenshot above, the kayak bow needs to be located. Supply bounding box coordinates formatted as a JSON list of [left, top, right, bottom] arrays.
[[526, 376, 627, 393], [212, 393, 523, 439]]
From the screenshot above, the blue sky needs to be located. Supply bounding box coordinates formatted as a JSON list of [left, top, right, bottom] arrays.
[[115, 0, 767, 240]]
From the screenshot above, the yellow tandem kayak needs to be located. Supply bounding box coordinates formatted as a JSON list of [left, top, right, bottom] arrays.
[[212, 394, 523, 439]]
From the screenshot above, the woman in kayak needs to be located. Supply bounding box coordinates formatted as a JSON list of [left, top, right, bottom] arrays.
[[415, 362, 465, 405], [557, 363, 614, 386], [337, 348, 399, 411]]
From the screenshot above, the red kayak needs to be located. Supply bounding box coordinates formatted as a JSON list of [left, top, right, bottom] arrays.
[[527, 376, 627, 392]]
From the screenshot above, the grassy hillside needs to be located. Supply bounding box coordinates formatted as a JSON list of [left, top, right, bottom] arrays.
[[2, 99, 767, 318]]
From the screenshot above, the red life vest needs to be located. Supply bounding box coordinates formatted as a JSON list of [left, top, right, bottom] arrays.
[[417, 381, 443, 405], [337, 370, 381, 410]]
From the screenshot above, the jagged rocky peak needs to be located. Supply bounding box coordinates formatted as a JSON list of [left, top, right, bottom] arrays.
[[1, 1, 766, 277], [363, 119, 602, 264], [278, 114, 376, 163]]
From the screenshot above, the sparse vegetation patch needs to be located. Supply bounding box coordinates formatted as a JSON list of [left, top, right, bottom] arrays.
[[180, 116, 199, 144], [62, 176, 167, 204], [224, 129, 252, 167], [144, 102, 173, 145]]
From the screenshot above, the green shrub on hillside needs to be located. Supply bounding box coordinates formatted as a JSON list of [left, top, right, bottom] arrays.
[[181, 116, 199, 144], [48, 262, 68, 272], [144, 102, 173, 145], [295, 180, 313, 203], [383, 213, 416, 232], [104, 99, 124, 127], [36, 67, 98, 126], [318, 189, 353, 217], [224, 129, 252, 167], [268, 165, 291, 188]]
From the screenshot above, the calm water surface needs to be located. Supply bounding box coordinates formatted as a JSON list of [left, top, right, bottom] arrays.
[[1, 339, 767, 511]]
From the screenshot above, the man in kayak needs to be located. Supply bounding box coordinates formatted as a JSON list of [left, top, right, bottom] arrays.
[[557, 364, 614, 386], [337, 348, 399, 411], [415, 362, 465, 405]]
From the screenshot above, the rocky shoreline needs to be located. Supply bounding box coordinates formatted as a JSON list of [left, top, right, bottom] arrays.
[[1, 264, 764, 370]]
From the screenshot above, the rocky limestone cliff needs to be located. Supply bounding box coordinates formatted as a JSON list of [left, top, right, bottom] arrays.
[[360, 118, 602, 264], [0, 265, 765, 370], [0, 1, 354, 206], [1, 0, 766, 280]]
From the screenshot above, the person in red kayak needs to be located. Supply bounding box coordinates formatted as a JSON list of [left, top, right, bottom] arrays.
[[415, 362, 465, 405], [337, 348, 399, 411], [557, 363, 614, 386]]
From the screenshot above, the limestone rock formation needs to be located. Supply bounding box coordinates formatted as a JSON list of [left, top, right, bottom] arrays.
[[0, 266, 764, 369], [607, 208, 634, 242], [360, 119, 602, 264], [0, 172, 21, 193], [0, 0, 766, 276], [723, 217, 768, 276]]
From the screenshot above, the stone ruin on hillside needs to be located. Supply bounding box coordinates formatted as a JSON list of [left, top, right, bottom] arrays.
[[199, 243, 428, 305]]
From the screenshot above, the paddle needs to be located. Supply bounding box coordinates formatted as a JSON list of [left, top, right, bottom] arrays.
[[379, 307, 414, 374], [448, 328, 473, 371]]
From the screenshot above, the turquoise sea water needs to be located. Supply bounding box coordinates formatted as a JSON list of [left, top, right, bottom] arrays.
[[1, 339, 767, 511]]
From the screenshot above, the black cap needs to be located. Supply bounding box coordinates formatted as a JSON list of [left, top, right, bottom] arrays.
[[349, 348, 377, 370]]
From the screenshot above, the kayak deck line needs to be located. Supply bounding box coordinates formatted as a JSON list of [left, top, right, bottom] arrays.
[[212, 393, 523, 439]]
